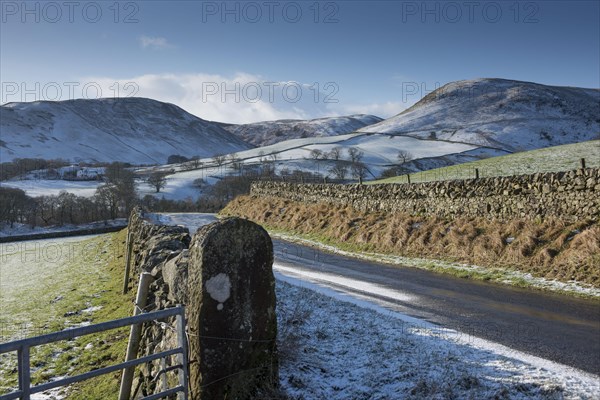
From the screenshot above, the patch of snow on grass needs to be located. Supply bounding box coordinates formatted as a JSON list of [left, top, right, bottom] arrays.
[[81, 306, 102, 313], [275, 276, 599, 399]]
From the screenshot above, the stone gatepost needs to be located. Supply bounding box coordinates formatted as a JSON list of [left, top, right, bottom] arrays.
[[187, 217, 278, 400]]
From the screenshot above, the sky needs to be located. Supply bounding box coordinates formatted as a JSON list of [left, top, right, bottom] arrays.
[[1, 0, 599, 123]]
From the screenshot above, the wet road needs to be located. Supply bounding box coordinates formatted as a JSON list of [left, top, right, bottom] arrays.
[[272, 238, 600, 375]]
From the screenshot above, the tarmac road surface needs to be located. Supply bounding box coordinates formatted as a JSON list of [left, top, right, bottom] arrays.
[[272, 238, 600, 375]]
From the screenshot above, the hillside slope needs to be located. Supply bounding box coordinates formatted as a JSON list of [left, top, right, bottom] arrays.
[[0, 98, 252, 164], [221, 114, 383, 146], [372, 140, 600, 184], [359, 78, 600, 152]]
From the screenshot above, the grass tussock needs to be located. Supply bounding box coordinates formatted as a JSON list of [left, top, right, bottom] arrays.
[[222, 196, 600, 288]]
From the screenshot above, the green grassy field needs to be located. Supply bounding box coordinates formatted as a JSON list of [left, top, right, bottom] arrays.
[[0, 230, 132, 399], [370, 140, 600, 184]]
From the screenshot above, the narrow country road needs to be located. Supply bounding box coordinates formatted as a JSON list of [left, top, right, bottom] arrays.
[[272, 238, 600, 376], [154, 214, 600, 376]]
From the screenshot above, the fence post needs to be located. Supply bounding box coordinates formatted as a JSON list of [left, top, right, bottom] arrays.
[[407, 174, 411, 184], [122, 232, 134, 294], [176, 306, 189, 400], [119, 272, 154, 400], [475, 168, 480, 179], [18, 346, 31, 400], [581, 158, 586, 169], [160, 358, 168, 393]]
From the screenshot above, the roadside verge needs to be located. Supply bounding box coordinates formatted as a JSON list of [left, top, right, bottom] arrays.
[[221, 196, 600, 299]]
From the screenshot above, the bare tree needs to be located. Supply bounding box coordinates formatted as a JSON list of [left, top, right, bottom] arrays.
[[329, 147, 342, 161], [147, 171, 168, 193], [102, 162, 137, 215], [351, 161, 368, 181], [191, 157, 203, 169], [0, 187, 31, 228], [329, 163, 348, 180], [346, 147, 366, 182], [37, 195, 57, 225], [396, 150, 414, 175], [192, 178, 207, 192], [347, 147, 364, 163], [212, 154, 226, 167], [379, 167, 399, 179], [309, 149, 323, 160], [228, 153, 244, 173], [257, 151, 276, 177], [397, 150, 413, 164]]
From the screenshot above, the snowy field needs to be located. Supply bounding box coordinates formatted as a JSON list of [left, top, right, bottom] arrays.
[[275, 273, 600, 399], [0, 127, 517, 202], [1, 179, 100, 198], [3, 132, 482, 201], [133, 133, 480, 200]]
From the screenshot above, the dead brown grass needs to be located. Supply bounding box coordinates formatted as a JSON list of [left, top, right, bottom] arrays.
[[222, 196, 600, 288]]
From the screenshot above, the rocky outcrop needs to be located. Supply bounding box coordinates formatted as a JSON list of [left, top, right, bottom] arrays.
[[250, 168, 600, 221]]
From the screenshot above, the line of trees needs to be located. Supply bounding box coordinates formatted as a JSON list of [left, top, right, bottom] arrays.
[[0, 158, 71, 181], [0, 158, 125, 181], [0, 162, 137, 228]]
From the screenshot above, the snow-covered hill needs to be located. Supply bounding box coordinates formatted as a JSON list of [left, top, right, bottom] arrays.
[[359, 78, 600, 152], [0, 98, 252, 164], [221, 114, 383, 146], [5, 79, 599, 201]]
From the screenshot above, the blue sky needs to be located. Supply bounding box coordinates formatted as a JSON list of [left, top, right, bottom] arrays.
[[1, 0, 598, 123]]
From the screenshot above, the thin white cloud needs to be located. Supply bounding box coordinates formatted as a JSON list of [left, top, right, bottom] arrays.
[[139, 36, 172, 49], [77, 73, 405, 124], [83, 73, 326, 123]]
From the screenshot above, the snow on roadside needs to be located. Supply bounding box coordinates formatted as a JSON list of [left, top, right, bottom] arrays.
[[275, 274, 600, 399], [271, 232, 600, 299]]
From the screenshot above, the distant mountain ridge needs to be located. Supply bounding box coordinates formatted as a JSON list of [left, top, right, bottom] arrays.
[[359, 78, 600, 152], [0, 98, 252, 164], [221, 114, 383, 147], [2, 79, 598, 168]]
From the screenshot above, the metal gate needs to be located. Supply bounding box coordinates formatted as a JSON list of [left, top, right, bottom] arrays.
[[0, 306, 188, 400]]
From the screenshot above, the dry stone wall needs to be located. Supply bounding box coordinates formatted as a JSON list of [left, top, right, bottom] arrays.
[[125, 208, 192, 398], [124, 208, 278, 399], [250, 168, 600, 221]]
